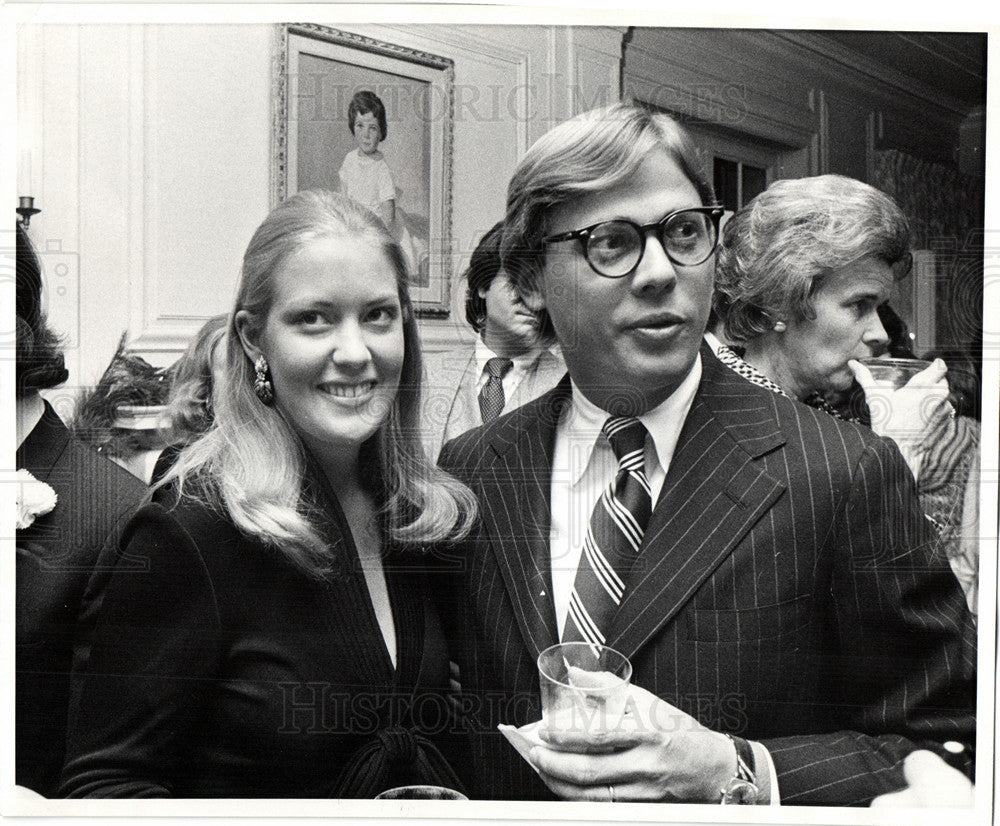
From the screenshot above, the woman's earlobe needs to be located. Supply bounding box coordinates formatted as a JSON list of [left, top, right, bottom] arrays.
[[234, 310, 262, 362]]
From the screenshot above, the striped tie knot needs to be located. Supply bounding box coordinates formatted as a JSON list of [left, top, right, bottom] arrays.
[[603, 416, 647, 469]]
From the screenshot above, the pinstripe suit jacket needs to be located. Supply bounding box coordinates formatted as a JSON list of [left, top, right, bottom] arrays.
[[436, 344, 976, 805]]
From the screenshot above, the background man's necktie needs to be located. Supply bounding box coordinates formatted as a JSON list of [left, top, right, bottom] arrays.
[[478, 357, 514, 424], [562, 416, 652, 648]]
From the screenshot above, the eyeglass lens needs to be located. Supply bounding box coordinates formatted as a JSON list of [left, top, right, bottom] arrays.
[[586, 210, 716, 277]]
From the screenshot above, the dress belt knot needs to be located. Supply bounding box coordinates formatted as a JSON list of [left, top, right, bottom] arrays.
[[376, 725, 419, 766]]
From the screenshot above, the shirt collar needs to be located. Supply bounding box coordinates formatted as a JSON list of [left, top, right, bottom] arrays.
[[703, 330, 724, 356], [474, 337, 536, 376], [564, 354, 702, 485]]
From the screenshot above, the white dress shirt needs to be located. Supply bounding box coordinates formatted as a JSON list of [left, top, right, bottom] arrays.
[[549, 356, 702, 638], [547, 352, 780, 804]]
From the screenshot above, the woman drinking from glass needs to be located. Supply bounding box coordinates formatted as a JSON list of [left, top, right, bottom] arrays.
[[713, 175, 976, 607], [713, 174, 952, 477]]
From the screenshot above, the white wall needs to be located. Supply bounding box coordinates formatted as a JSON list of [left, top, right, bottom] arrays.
[[17, 23, 623, 404]]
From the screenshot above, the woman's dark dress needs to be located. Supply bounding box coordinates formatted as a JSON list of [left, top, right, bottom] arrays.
[[59, 473, 460, 798]]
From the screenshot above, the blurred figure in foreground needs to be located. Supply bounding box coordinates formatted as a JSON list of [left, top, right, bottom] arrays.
[[870, 750, 974, 808], [15, 224, 146, 796]]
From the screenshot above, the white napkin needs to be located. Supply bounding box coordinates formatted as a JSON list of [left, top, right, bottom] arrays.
[[498, 720, 545, 773]]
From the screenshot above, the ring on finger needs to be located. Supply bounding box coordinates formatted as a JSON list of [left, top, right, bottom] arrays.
[[608, 784, 616, 802]]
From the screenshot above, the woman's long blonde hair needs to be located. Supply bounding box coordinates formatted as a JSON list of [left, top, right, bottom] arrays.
[[158, 190, 477, 577]]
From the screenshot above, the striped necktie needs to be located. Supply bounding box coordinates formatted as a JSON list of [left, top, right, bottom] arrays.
[[562, 416, 652, 648], [478, 357, 514, 424]]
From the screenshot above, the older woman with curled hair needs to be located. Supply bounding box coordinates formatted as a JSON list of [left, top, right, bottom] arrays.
[[713, 175, 981, 610], [713, 174, 951, 467]]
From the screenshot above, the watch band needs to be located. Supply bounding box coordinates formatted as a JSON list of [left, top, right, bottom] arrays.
[[719, 733, 760, 805], [725, 733, 757, 782]]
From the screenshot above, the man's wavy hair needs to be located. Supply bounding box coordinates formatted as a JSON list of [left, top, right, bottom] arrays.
[[159, 190, 477, 577], [464, 220, 505, 333], [500, 101, 715, 330], [714, 174, 911, 343], [16, 224, 68, 397]]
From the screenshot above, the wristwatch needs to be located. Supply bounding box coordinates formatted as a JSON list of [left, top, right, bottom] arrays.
[[719, 733, 760, 805]]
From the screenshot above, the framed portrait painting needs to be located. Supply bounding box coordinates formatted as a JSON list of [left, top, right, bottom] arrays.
[[273, 23, 455, 316]]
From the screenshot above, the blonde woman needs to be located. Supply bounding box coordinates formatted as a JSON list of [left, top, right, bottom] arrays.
[[60, 191, 477, 798]]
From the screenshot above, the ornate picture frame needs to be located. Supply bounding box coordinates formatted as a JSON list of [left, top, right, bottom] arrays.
[[273, 23, 455, 316]]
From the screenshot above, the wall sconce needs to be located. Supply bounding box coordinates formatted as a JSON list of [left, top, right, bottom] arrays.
[[17, 196, 41, 228]]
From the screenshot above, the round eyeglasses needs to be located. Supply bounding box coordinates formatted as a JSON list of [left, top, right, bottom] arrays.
[[543, 206, 725, 278]]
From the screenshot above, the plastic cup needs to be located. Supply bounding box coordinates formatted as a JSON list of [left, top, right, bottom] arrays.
[[374, 785, 468, 800], [857, 357, 933, 389], [538, 642, 632, 736]]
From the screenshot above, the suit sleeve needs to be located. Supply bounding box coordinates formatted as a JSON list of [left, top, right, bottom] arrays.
[[59, 504, 222, 797], [761, 436, 977, 806]]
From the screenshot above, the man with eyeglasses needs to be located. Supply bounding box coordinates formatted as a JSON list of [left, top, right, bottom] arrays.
[[437, 103, 975, 806]]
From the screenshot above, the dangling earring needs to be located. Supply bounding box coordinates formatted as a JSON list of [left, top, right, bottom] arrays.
[[253, 355, 274, 405], [772, 320, 787, 333]]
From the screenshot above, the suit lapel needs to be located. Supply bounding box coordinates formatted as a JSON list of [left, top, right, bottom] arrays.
[[444, 350, 478, 445], [608, 349, 788, 660], [16, 402, 73, 481], [478, 380, 570, 659], [458, 350, 482, 436]]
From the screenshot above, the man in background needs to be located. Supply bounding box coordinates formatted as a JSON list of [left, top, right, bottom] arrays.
[[423, 221, 564, 460]]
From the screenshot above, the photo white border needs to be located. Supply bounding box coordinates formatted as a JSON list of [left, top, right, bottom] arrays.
[[2, 4, 996, 826]]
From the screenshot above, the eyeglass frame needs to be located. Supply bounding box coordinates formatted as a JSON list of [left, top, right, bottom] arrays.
[[542, 205, 726, 278]]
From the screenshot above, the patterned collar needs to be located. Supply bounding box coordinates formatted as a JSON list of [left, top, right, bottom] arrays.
[[715, 344, 788, 397], [715, 344, 861, 424]]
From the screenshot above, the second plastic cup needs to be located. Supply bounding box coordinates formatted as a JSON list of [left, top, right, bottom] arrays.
[[375, 785, 468, 800], [857, 357, 933, 389]]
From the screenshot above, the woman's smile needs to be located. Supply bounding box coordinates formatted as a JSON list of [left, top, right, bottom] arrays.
[[318, 380, 377, 400]]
